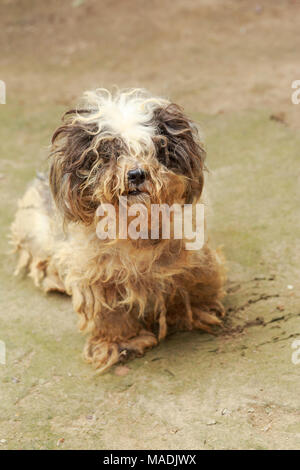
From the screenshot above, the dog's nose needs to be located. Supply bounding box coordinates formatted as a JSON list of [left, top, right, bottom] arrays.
[[127, 168, 145, 185]]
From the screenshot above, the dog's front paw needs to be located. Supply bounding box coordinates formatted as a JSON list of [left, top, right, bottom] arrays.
[[192, 301, 225, 334], [119, 330, 158, 359], [84, 338, 120, 374], [84, 330, 157, 374]]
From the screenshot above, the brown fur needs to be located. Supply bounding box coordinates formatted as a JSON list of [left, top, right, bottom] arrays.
[[10, 89, 226, 373]]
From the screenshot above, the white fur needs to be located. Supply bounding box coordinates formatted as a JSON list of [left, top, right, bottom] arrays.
[[74, 88, 170, 156]]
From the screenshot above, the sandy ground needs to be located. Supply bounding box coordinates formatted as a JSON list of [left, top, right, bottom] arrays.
[[0, 0, 299, 450]]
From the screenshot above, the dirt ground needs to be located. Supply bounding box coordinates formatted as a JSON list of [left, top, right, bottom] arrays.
[[0, 0, 300, 450]]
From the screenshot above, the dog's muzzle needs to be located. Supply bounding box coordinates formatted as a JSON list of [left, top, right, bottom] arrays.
[[127, 168, 146, 186], [127, 168, 147, 196]]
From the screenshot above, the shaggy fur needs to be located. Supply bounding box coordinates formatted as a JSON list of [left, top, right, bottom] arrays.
[[11, 88, 225, 373]]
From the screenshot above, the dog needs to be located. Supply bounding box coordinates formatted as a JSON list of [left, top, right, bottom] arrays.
[[11, 88, 225, 373]]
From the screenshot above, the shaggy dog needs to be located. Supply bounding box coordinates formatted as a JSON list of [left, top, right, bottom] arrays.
[[11, 88, 225, 373]]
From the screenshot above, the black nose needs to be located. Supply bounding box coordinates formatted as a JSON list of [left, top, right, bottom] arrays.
[[127, 168, 145, 185]]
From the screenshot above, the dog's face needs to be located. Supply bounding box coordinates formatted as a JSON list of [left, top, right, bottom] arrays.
[[50, 89, 205, 225]]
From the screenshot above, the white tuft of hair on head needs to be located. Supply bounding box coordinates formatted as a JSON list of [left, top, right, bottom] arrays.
[[73, 88, 170, 156]]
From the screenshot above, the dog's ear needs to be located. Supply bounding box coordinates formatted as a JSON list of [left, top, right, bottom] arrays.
[[49, 109, 100, 224], [153, 104, 206, 202], [50, 110, 99, 223]]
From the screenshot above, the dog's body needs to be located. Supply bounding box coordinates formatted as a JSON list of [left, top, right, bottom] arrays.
[[11, 89, 225, 372]]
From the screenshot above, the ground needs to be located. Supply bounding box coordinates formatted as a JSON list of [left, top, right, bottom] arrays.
[[0, 0, 300, 450]]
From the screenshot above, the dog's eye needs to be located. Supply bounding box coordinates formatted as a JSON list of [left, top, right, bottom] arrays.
[[154, 134, 196, 177], [155, 138, 170, 167], [98, 139, 123, 162], [100, 150, 111, 161], [98, 142, 112, 160], [156, 140, 184, 173]]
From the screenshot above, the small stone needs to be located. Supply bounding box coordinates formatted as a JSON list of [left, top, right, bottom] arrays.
[[221, 408, 231, 416], [270, 112, 286, 124], [287, 285, 294, 290], [0, 439, 7, 444], [247, 408, 255, 413], [57, 438, 65, 446], [206, 419, 217, 426], [263, 424, 271, 432], [86, 414, 95, 421], [254, 274, 266, 280], [11, 377, 20, 384], [170, 428, 180, 434]]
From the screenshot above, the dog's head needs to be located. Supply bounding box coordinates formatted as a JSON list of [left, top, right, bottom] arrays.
[[49, 89, 205, 225]]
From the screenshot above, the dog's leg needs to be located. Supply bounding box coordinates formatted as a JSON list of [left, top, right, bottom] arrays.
[[166, 245, 226, 334], [189, 245, 226, 333], [72, 284, 157, 373], [166, 295, 225, 334], [84, 329, 158, 374], [191, 303, 225, 334], [11, 178, 66, 293], [41, 263, 66, 293]]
